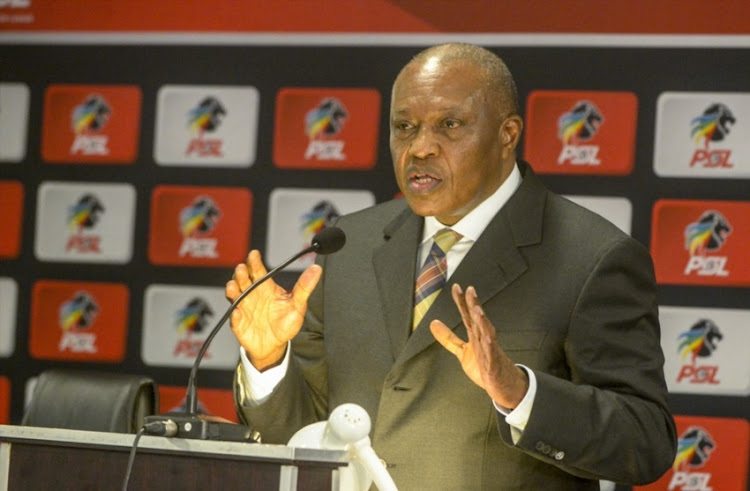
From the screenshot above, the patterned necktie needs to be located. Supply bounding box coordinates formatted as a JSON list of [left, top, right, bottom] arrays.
[[412, 228, 463, 329]]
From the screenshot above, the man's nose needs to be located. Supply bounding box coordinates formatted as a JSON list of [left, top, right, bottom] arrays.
[[408, 127, 439, 159]]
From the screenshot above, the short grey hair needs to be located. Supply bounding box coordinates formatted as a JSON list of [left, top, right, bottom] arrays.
[[399, 43, 520, 115]]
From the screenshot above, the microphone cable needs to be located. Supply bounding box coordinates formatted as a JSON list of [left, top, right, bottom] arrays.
[[122, 420, 178, 491]]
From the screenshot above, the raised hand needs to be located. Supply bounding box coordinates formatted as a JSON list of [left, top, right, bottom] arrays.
[[430, 284, 529, 409], [226, 250, 322, 371]]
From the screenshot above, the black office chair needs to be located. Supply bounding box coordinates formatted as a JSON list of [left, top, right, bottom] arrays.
[[21, 369, 158, 434]]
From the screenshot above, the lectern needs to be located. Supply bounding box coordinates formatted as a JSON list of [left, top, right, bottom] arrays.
[[0, 424, 349, 490]]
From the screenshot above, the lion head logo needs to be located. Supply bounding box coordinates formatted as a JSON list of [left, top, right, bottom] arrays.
[[684, 210, 732, 256], [678, 319, 723, 362], [188, 96, 227, 135], [305, 98, 348, 139], [691, 103, 736, 148], [674, 427, 715, 470], [68, 194, 105, 232], [59, 292, 99, 331], [557, 101, 604, 144], [175, 297, 214, 335], [301, 200, 340, 239], [72, 94, 111, 134], [180, 196, 221, 237]]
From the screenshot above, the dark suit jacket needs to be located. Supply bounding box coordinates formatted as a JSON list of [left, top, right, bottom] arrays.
[[235, 162, 677, 490]]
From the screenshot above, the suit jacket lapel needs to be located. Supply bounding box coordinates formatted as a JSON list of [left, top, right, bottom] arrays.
[[395, 162, 547, 367], [373, 206, 423, 360]]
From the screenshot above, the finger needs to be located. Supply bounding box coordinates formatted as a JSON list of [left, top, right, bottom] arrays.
[[469, 304, 494, 362], [291, 264, 323, 311], [464, 286, 486, 343], [468, 298, 497, 349], [247, 250, 269, 283], [226, 279, 241, 302], [429, 320, 467, 357], [233, 263, 252, 291], [451, 284, 473, 329]]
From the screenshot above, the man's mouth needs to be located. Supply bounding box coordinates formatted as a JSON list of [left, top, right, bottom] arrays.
[[408, 172, 442, 193]]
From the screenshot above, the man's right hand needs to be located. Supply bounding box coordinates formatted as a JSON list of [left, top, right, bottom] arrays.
[[226, 250, 322, 371]]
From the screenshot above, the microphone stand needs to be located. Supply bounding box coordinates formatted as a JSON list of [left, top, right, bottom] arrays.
[[144, 241, 325, 441]]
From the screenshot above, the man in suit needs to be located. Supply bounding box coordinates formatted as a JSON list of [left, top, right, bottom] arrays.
[[227, 43, 677, 489]]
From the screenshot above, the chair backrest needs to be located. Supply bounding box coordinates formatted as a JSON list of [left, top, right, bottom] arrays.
[[22, 369, 158, 434]]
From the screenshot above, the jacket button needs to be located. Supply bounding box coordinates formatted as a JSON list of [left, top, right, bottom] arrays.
[[554, 451, 565, 460]]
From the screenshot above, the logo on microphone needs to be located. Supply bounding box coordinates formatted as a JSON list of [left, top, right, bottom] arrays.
[[58, 291, 99, 353], [65, 193, 104, 254], [683, 211, 731, 277], [688, 103, 736, 169], [676, 319, 722, 385], [185, 96, 226, 157], [178, 196, 221, 258], [304, 98, 348, 161], [556, 101, 604, 165], [173, 297, 214, 358]]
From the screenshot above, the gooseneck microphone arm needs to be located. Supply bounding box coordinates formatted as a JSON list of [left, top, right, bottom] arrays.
[[185, 226, 346, 416]]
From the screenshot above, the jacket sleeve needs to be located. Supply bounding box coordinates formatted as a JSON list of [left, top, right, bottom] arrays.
[[497, 236, 677, 485]]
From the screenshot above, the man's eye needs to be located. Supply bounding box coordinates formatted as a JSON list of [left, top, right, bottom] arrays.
[[443, 119, 461, 129], [395, 122, 414, 131]]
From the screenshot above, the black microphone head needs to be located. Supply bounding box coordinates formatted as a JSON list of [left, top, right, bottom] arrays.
[[312, 226, 346, 255]]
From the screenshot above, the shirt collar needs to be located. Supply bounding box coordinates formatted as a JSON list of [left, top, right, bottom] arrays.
[[421, 162, 522, 244]]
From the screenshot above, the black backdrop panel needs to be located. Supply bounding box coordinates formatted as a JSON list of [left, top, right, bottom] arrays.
[[1, 45, 748, 432]]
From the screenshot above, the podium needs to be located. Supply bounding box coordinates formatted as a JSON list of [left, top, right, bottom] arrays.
[[0, 424, 349, 490]]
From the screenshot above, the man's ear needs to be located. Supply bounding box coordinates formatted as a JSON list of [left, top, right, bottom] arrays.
[[501, 115, 523, 149], [500, 115, 523, 162]]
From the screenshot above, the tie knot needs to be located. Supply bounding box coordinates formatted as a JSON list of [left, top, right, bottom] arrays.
[[433, 228, 462, 254]]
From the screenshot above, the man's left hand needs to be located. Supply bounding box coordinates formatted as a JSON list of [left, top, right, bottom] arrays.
[[430, 284, 529, 409]]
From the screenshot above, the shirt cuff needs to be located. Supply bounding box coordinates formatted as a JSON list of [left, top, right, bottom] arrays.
[[492, 364, 537, 444], [238, 343, 291, 405]]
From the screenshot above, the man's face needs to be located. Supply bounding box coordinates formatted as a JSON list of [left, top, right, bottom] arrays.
[[390, 58, 520, 225]]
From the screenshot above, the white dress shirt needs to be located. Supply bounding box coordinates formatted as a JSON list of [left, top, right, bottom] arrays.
[[240, 163, 535, 443]]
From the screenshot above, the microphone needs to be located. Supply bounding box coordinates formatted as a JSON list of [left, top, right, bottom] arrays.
[[145, 226, 346, 441]]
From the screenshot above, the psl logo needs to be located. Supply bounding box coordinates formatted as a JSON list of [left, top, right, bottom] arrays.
[[70, 94, 111, 155], [185, 96, 225, 157], [688, 103, 736, 169], [173, 298, 214, 358], [304, 98, 348, 161], [676, 319, 722, 384], [556, 101, 603, 165], [669, 427, 715, 490], [178, 196, 220, 258], [58, 292, 98, 353], [683, 211, 731, 277], [65, 194, 104, 253]]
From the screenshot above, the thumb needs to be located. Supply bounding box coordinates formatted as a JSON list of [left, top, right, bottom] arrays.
[[292, 264, 322, 310], [430, 320, 466, 358]]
